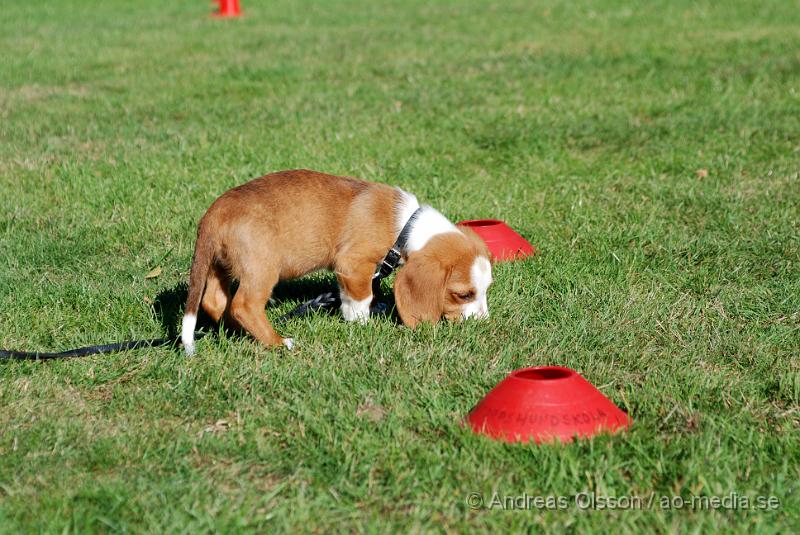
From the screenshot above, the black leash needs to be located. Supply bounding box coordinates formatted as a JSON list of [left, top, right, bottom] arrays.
[[273, 291, 340, 323], [0, 207, 424, 362], [0, 338, 177, 361]]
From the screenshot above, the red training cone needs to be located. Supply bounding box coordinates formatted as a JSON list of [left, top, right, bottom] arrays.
[[467, 366, 631, 444], [457, 219, 535, 262], [212, 0, 241, 17]]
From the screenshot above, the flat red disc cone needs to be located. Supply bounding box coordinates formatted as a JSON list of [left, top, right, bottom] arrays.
[[468, 366, 631, 443], [212, 0, 242, 17], [457, 219, 535, 262]]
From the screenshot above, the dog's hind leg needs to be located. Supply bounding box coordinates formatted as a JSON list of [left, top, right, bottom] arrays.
[[230, 269, 292, 349], [201, 263, 234, 325]]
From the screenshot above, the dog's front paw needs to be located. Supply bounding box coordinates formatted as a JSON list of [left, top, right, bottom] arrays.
[[340, 295, 372, 324], [282, 338, 295, 350]]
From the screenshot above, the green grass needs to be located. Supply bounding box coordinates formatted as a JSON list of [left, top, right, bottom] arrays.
[[1, 0, 799, 532]]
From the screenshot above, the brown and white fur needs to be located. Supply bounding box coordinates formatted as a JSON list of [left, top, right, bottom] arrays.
[[181, 169, 492, 355]]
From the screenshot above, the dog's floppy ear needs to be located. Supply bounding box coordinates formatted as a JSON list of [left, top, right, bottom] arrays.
[[394, 251, 451, 328]]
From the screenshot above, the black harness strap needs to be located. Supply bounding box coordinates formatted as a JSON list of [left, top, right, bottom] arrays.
[[0, 208, 425, 361], [370, 206, 422, 296]]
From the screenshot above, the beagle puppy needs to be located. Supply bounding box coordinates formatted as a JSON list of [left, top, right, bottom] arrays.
[[181, 169, 492, 354]]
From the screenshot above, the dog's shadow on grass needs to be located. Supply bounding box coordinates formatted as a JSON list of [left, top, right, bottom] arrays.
[[151, 276, 398, 340]]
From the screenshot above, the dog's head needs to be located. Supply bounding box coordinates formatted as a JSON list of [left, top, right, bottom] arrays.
[[394, 226, 493, 327]]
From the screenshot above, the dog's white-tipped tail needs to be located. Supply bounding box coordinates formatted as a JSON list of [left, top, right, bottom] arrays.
[[183, 219, 215, 357], [182, 314, 197, 356]]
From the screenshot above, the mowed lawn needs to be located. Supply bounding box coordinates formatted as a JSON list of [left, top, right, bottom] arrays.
[[1, 0, 798, 532]]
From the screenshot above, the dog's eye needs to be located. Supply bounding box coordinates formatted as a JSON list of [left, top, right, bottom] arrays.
[[455, 290, 475, 301]]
